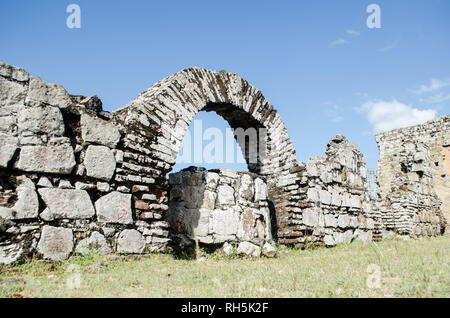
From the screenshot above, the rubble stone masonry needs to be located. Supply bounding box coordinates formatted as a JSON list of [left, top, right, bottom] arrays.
[[0, 61, 446, 264], [375, 116, 449, 237]]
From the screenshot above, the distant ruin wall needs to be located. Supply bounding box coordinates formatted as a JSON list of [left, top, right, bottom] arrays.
[[375, 116, 449, 236]]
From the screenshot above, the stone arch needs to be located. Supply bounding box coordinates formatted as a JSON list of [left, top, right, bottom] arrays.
[[114, 67, 302, 239]]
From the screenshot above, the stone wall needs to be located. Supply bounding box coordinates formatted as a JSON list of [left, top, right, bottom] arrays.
[[0, 61, 447, 264], [277, 135, 381, 247], [166, 167, 272, 246], [0, 62, 170, 264], [375, 116, 449, 237], [0, 61, 298, 264]]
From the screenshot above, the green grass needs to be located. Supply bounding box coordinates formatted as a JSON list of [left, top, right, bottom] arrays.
[[1, 234, 449, 298]]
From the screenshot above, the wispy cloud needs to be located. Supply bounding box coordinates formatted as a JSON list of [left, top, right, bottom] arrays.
[[419, 92, 450, 104], [329, 38, 348, 47], [355, 92, 369, 99], [346, 29, 360, 36], [410, 79, 450, 94], [378, 40, 399, 52], [325, 103, 344, 122], [357, 99, 436, 133]]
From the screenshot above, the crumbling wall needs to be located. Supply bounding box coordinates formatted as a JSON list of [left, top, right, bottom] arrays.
[[375, 117, 449, 237], [166, 167, 272, 246], [0, 61, 299, 264], [0, 61, 446, 264], [278, 135, 380, 247], [0, 62, 170, 264]]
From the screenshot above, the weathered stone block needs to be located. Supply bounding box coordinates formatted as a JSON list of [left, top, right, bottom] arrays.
[[331, 189, 342, 206], [254, 178, 268, 201], [38, 188, 95, 219], [350, 195, 361, 209], [39, 208, 54, 221], [75, 231, 112, 255], [307, 188, 319, 202], [237, 241, 261, 257], [205, 172, 219, 189], [37, 225, 73, 261], [116, 229, 146, 254], [25, 77, 72, 108], [37, 176, 53, 188], [353, 229, 372, 243], [132, 185, 150, 193], [216, 184, 235, 206], [11, 177, 39, 220], [135, 200, 150, 210], [211, 208, 239, 237], [81, 114, 121, 148], [16, 145, 76, 174], [221, 242, 233, 255], [18, 106, 65, 136], [84, 145, 116, 181], [95, 191, 133, 224], [324, 234, 336, 246], [306, 161, 320, 177], [338, 214, 350, 228], [0, 62, 29, 82], [366, 218, 375, 230], [324, 214, 338, 228], [0, 136, 18, 168], [239, 174, 254, 201], [334, 229, 353, 244], [0, 76, 27, 111], [238, 208, 257, 241], [303, 208, 319, 227], [319, 190, 332, 205], [262, 242, 276, 257]]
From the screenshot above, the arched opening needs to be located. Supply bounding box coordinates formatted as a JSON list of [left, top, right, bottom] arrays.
[[166, 102, 278, 250], [172, 110, 249, 173], [170, 102, 273, 176]]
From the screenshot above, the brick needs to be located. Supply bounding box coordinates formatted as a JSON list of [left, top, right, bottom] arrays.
[[132, 185, 150, 193]]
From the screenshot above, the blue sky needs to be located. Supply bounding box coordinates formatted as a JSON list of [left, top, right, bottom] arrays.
[[1, 0, 449, 172]]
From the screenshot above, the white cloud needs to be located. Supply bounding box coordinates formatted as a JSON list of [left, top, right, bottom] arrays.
[[358, 100, 436, 133], [410, 79, 449, 94], [378, 40, 399, 52], [329, 38, 348, 47], [346, 29, 360, 36]]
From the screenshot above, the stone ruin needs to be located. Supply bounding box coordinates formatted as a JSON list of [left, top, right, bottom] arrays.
[[0, 61, 447, 264], [376, 116, 449, 238]]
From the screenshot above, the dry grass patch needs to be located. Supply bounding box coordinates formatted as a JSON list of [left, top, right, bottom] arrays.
[[1, 234, 449, 298]]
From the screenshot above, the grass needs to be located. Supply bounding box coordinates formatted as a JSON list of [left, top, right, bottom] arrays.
[[0, 234, 449, 298]]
